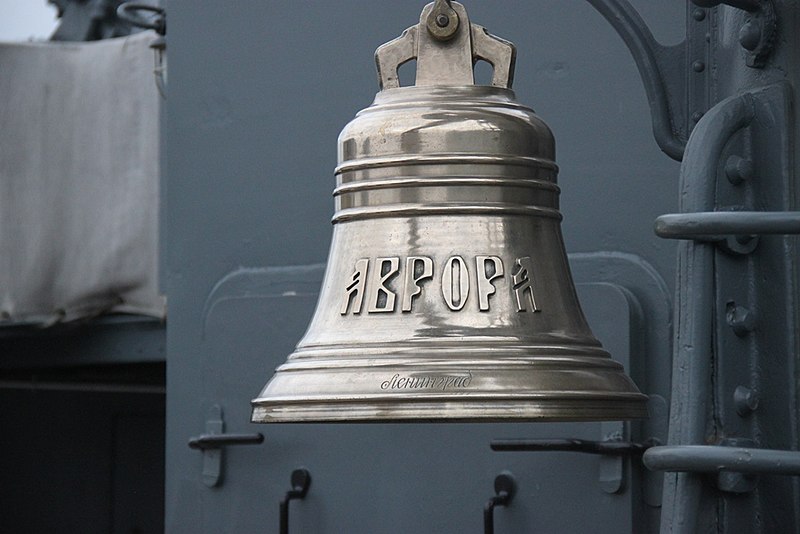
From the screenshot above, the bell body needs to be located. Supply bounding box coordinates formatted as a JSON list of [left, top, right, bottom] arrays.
[[251, 2, 647, 423]]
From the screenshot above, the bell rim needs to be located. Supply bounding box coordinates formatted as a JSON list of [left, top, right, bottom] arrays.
[[282, 344, 618, 365], [250, 396, 649, 423]]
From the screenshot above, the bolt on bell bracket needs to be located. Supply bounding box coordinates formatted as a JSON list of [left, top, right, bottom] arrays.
[[375, 1, 516, 89]]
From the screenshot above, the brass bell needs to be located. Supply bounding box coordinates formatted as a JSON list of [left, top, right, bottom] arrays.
[[251, 1, 647, 423]]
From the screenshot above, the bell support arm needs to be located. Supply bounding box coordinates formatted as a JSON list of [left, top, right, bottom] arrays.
[[585, 0, 777, 158], [585, 0, 688, 161]]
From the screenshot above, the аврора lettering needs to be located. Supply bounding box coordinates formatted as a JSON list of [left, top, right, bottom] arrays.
[[340, 255, 541, 315]]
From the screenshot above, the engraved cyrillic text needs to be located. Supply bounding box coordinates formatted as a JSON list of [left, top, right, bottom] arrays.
[[401, 256, 434, 312], [340, 258, 369, 315], [367, 257, 400, 313], [512, 256, 540, 312], [476, 255, 504, 312], [380, 372, 473, 391], [339, 254, 541, 314], [441, 256, 469, 311]]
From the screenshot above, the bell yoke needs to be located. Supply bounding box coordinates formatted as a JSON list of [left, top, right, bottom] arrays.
[[251, 1, 648, 423]]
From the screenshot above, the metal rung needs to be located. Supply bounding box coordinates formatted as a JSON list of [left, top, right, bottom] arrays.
[[643, 445, 800, 476], [654, 211, 800, 240]]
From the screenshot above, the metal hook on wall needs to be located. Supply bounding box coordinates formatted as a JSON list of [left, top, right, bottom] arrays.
[[280, 468, 311, 534], [484, 472, 516, 534]]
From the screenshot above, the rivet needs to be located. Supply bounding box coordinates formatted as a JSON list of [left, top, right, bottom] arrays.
[[734, 386, 759, 416], [693, 9, 706, 21], [726, 302, 755, 336], [693, 60, 706, 72], [436, 14, 450, 28]]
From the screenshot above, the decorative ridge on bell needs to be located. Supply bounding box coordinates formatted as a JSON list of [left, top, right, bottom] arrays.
[[251, 0, 648, 423]]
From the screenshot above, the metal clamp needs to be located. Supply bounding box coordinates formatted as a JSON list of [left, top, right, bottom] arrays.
[[484, 473, 515, 534], [280, 469, 311, 534], [188, 405, 264, 487]]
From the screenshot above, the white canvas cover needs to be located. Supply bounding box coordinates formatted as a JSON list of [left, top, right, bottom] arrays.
[[0, 32, 163, 325]]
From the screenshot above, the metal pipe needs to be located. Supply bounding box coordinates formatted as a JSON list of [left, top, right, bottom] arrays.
[[655, 211, 800, 239], [659, 92, 755, 534], [645, 446, 800, 476]]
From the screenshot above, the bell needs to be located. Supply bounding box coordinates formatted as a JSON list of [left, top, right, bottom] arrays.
[[251, 1, 647, 423]]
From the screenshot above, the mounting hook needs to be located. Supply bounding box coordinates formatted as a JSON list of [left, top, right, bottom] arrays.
[[484, 473, 516, 534], [280, 468, 311, 534]]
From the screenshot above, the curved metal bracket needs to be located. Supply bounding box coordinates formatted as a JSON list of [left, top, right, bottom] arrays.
[[585, 0, 688, 161], [586, 0, 777, 157]]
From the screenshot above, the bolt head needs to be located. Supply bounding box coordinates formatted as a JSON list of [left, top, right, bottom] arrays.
[[725, 155, 754, 185], [739, 20, 761, 51], [734, 386, 759, 416]]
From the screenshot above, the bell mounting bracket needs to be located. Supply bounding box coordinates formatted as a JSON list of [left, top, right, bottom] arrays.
[[375, 1, 516, 90]]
